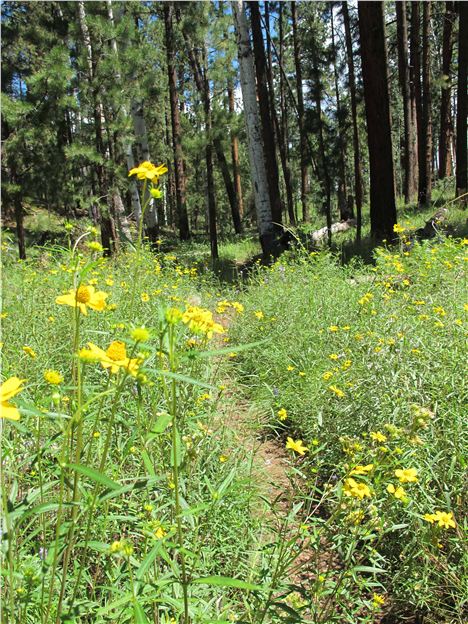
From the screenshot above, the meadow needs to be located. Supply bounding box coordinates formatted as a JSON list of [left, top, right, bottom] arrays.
[[1, 203, 467, 623]]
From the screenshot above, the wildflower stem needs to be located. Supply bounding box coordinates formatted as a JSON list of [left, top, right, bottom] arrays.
[[169, 324, 190, 623]]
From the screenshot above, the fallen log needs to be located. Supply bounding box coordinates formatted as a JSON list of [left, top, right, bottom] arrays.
[[310, 219, 356, 242], [415, 208, 449, 239]]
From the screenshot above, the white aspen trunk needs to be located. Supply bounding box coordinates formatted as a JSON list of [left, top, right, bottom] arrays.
[[131, 100, 158, 234], [232, 0, 274, 254]]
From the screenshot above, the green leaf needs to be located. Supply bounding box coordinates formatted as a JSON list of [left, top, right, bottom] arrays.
[[133, 600, 150, 623], [136, 542, 163, 580], [146, 368, 216, 390], [191, 576, 265, 591], [352, 565, 386, 575], [67, 463, 120, 490], [150, 412, 172, 434]]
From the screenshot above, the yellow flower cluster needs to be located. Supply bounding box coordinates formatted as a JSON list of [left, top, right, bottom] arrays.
[[216, 300, 244, 314], [423, 510, 456, 529], [181, 306, 224, 339], [344, 477, 372, 499], [79, 341, 140, 376]]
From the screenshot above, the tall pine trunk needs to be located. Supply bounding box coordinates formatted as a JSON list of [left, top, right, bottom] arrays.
[[249, 1, 283, 228], [418, 1, 432, 207], [179, 22, 218, 259], [455, 0, 467, 199], [264, 2, 295, 225], [164, 2, 190, 240], [311, 43, 332, 245], [342, 1, 363, 241], [331, 6, 348, 219], [410, 2, 423, 204], [78, 0, 116, 255], [396, 1, 418, 203], [232, 0, 275, 256], [439, 2, 456, 180], [291, 1, 309, 222], [358, 1, 397, 240]]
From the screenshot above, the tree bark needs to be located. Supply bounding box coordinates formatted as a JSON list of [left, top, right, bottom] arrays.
[[358, 1, 397, 241], [410, 2, 422, 202], [418, 1, 432, 207], [264, 2, 295, 225], [232, 0, 275, 256], [78, 0, 116, 255], [311, 43, 332, 246], [342, 1, 363, 241], [438, 2, 456, 180], [228, 82, 244, 231], [291, 1, 309, 222], [249, 1, 283, 228], [178, 22, 218, 259], [455, 0, 467, 199], [331, 6, 349, 219], [396, 1, 418, 202], [163, 2, 190, 240]]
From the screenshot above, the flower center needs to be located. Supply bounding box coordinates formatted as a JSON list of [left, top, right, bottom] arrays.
[[106, 341, 126, 361], [76, 286, 91, 303]]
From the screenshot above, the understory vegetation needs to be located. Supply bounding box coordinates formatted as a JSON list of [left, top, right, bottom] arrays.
[[1, 204, 466, 624]]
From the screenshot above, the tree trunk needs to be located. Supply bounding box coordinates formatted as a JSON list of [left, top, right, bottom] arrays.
[[179, 22, 218, 259], [331, 6, 349, 219], [455, 0, 467, 199], [163, 2, 190, 240], [311, 43, 332, 245], [418, 1, 432, 207], [410, 2, 422, 201], [439, 2, 456, 180], [396, 1, 418, 202], [228, 82, 244, 231], [11, 166, 26, 260], [358, 0, 397, 241], [264, 2, 295, 225], [249, 1, 283, 228], [342, 2, 363, 241], [78, 0, 115, 255], [232, 0, 275, 256], [291, 1, 309, 222]]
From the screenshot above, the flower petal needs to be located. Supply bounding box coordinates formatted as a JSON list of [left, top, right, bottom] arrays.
[[1, 401, 21, 421], [0, 377, 25, 401]]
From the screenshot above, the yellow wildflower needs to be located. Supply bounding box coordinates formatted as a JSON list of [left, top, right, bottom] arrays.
[[130, 327, 150, 343], [322, 371, 333, 380], [128, 161, 168, 182], [254, 310, 264, 320], [277, 408, 288, 421], [141, 292, 150, 302], [285, 437, 309, 456], [182, 306, 224, 339], [56, 285, 108, 315], [373, 593, 385, 607], [328, 325, 339, 332], [84, 341, 140, 376], [387, 484, 406, 500], [343, 478, 372, 500], [22, 346, 37, 359], [349, 464, 374, 476], [44, 370, 64, 385], [370, 431, 387, 443], [328, 385, 345, 398], [1, 377, 26, 421], [394, 468, 418, 483]]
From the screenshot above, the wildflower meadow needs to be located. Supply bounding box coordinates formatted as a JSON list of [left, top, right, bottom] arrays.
[[1, 162, 466, 624]]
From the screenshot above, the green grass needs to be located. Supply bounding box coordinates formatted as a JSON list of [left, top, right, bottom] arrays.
[[1, 194, 467, 623]]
